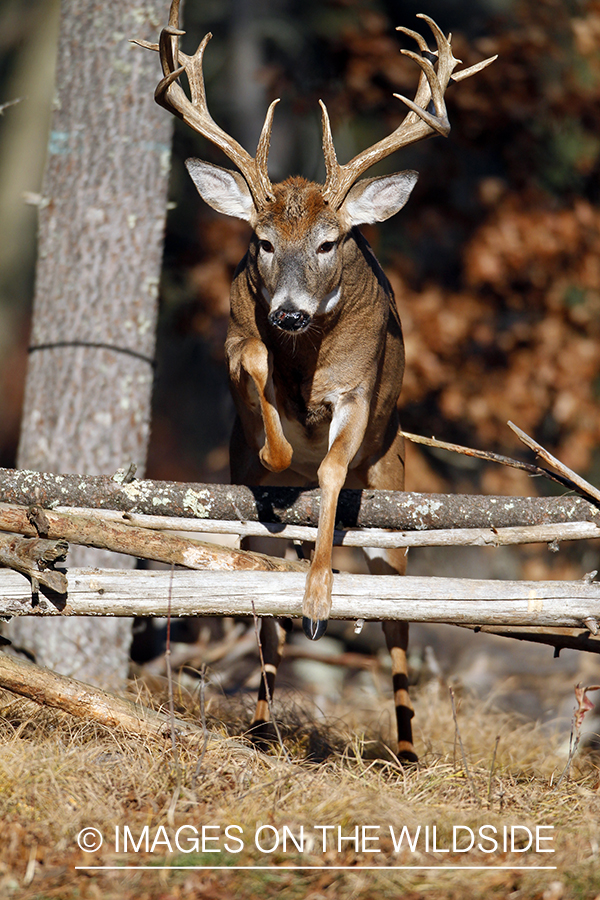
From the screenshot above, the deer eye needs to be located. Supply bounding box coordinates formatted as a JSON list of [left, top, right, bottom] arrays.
[[259, 239, 274, 254], [317, 241, 335, 254]]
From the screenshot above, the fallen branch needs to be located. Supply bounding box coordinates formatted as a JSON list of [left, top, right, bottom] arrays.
[[0, 502, 307, 580], [403, 425, 600, 512], [402, 430, 574, 492], [0, 651, 239, 746], [508, 421, 600, 508], [459, 623, 600, 655], [1, 467, 599, 530], [48, 507, 600, 549], [1, 567, 599, 630]]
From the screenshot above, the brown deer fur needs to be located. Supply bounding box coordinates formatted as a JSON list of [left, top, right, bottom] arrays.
[[134, 1, 496, 761]]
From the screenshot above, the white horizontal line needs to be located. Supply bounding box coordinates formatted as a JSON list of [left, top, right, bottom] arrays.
[[75, 865, 558, 871]]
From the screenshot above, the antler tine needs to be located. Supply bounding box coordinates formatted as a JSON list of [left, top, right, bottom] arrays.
[[156, 0, 185, 89], [168, 0, 182, 28], [396, 25, 429, 53], [178, 32, 213, 112], [451, 54, 498, 83], [134, 0, 276, 208], [129, 38, 159, 52], [417, 15, 463, 97], [319, 100, 339, 197], [414, 15, 497, 92], [394, 52, 450, 137], [154, 23, 186, 113], [255, 99, 281, 192], [395, 25, 438, 119], [321, 15, 496, 209]]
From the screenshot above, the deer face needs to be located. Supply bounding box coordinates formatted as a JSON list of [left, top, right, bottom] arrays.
[[252, 178, 345, 333], [186, 161, 418, 333]]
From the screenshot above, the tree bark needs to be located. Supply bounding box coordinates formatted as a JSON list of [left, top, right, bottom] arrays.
[[8, 0, 172, 687]]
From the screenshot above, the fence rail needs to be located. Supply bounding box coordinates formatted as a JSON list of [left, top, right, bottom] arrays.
[[1, 462, 600, 656], [1, 467, 599, 530], [1, 567, 599, 627]]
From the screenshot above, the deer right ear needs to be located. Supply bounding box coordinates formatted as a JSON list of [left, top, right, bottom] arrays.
[[340, 170, 419, 227], [185, 159, 256, 223]]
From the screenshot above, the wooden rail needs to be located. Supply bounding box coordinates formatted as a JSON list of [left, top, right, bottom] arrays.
[[1, 567, 599, 628], [1, 461, 600, 656]]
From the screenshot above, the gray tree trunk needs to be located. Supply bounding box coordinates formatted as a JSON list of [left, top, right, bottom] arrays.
[[7, 0, 172, 688]]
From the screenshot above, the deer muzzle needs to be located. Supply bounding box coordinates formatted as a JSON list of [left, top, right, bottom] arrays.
[[268, 305, 311, 333]]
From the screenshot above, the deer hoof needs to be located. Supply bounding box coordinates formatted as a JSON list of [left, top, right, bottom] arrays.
[[246, 720, 278, 752], [302, 616, 328, 641], [397, 745, 419, 765]]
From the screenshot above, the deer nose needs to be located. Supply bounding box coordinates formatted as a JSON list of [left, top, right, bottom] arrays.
[[268, 306, 311, 332]]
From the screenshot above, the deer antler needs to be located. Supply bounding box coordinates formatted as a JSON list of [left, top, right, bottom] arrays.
[[320, 15, 497, 209], [131, 0, 277, 208]]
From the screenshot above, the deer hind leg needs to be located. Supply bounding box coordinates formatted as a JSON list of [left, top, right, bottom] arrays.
[[248, 617, 288, 749], [228, 404, 295, 751], [383, 618, 417, 763], [233, 532, 290, 750], [363, 546, 417, 763], [361, 426, 417, 762]]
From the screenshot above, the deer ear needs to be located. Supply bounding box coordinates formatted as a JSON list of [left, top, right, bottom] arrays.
[[185, 159, 256, 223], [340, 170, 419, 227]]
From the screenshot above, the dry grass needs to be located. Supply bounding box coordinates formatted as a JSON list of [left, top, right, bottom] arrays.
[[1, 675, 599, 900]]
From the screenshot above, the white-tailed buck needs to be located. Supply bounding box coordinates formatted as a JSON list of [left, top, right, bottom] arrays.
[[135, 1, 495, 761]]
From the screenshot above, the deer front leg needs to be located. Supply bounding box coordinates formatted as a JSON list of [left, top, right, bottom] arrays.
[[230, 337, 293, 473], [302, 394, 370, 640]]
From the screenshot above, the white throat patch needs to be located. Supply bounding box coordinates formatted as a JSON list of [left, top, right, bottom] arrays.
[[317, 286, 341, 315]]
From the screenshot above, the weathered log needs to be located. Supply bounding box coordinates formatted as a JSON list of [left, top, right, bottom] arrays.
[[47, 507, 600, 549], [0, 503, 306, 578], [1, 568, 599, 632], [0, 467, 598, 530], [0, 652, 239, 746]]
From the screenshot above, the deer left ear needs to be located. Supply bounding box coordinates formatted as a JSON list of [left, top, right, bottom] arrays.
[[340, 170, 419, 227], [185, 158, 257, 223]]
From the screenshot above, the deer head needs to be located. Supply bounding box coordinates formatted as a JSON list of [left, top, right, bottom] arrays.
[[186, 166, 419, 332], [133, 1, 496, 334]]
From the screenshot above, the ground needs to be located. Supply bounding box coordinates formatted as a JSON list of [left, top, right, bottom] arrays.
[[1, 669, 599, 900]]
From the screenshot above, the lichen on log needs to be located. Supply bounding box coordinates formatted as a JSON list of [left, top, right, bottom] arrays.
[[0, 467, 598, 531]]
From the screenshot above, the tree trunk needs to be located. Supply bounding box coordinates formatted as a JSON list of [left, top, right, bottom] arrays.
[[7, 0, 172, 687]]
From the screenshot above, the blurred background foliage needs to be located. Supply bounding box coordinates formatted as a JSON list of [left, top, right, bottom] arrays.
[[1, 0, 600, 502]]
